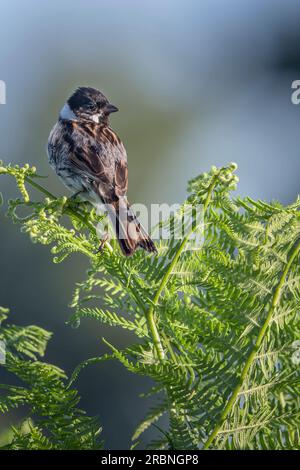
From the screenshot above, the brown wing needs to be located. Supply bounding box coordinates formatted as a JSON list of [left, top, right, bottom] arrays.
[[65, 121, 128, 202], [114, 158, 128, 197]]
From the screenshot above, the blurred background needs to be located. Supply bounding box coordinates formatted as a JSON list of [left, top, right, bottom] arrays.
[[0, 0, 300, 449]]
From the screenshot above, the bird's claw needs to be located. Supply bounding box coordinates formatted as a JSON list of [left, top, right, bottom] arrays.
[[94, 232, 109, 254]]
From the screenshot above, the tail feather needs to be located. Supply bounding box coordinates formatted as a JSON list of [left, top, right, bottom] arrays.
[[106, 198, 157, 256]]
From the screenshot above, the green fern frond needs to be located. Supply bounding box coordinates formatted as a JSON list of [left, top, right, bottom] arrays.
[[0, 308, 103, 450], [1, 161, 299, 450]]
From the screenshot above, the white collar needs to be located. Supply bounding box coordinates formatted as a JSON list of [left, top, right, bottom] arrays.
[[59, 103, 101, 123], [59, 103, 78, 121]]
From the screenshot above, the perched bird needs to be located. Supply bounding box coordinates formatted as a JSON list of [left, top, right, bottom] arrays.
[[47, 86, 157, 256]]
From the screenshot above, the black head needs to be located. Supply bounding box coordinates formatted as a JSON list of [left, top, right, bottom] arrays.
[[67, 87, 118, 123]]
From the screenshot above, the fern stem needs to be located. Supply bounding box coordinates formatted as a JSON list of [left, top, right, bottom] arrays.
[[162, 332, 178, 363], [146, 175, 218, 362], [25, 176, 57, 200], [203, 238, 300, 449], [143, 311, 164, 360]]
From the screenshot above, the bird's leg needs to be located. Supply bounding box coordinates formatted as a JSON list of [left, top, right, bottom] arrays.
[[67, 189, 90, 209], [95, 231, 110, 254], [70, 190, 84, 200], [66, 190, 93, 221]]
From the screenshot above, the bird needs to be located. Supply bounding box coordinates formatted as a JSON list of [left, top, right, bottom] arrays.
[[47, 86, 157, 256]]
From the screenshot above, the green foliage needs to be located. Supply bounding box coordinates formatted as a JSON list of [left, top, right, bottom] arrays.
[[1, 160, 299, 450], [0, 307, 103, 449]]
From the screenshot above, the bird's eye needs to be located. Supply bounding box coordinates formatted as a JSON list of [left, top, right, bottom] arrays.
[[87, 102, 96, 111]]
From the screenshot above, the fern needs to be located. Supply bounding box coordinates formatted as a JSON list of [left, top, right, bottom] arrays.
[[0, 306, 103, 450], [1, 160, 299, 450]]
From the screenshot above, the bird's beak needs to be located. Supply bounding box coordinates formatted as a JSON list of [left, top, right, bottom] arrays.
[[105, 103, 119, 114]]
